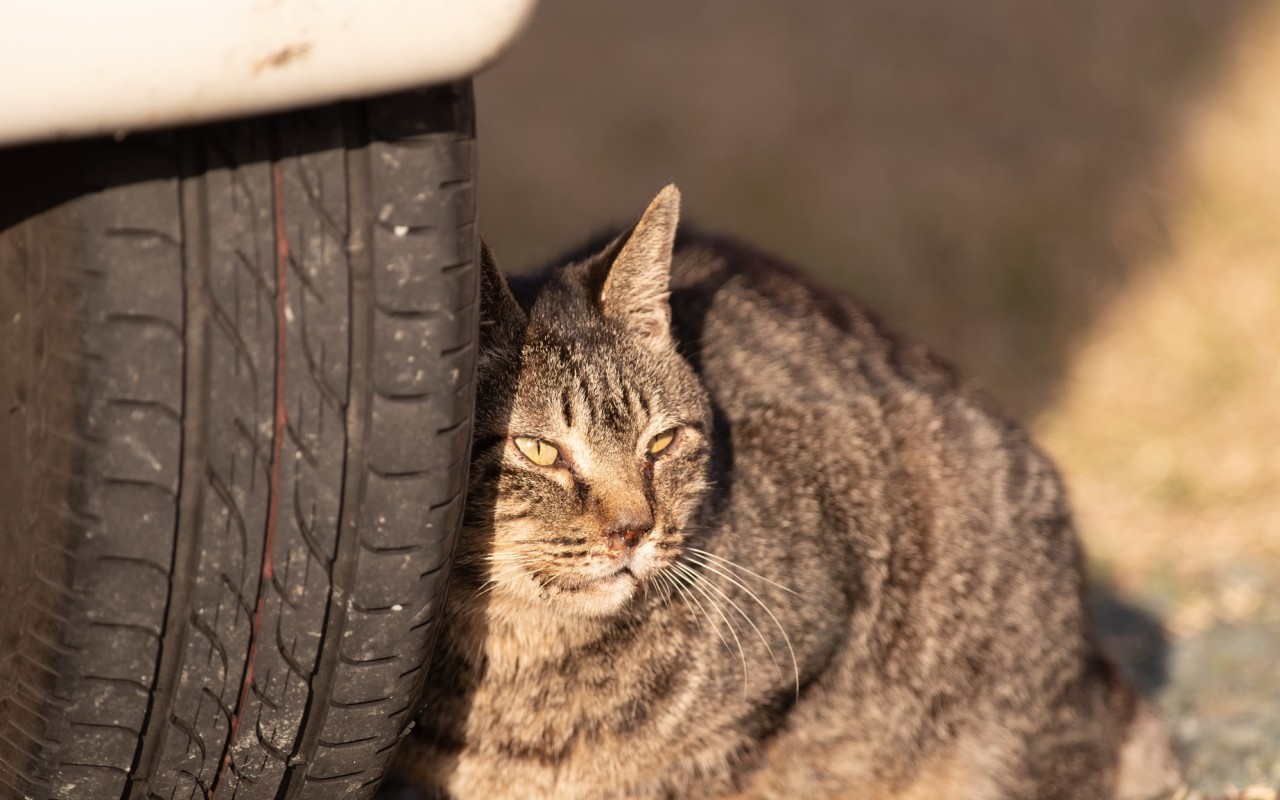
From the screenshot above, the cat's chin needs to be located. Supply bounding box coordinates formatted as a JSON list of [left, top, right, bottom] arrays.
[[551, 568, 641, 618], [487, 549, 671, 619]]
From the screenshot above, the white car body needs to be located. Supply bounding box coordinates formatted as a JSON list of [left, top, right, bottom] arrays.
[[0, 0, 537, 146]]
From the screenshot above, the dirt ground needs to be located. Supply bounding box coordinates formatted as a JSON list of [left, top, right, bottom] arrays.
[[474, 0, 1280, 793]]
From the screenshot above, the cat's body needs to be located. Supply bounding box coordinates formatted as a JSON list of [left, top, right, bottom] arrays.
[[398, 187, 1181, 799]]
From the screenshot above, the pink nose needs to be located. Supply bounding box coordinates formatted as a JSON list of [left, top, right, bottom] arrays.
[[608, 528, 646, 552], [605, 509, 653, 552]]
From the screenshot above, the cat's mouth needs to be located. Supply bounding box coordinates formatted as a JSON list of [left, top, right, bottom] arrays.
[[504, 549, 669, 616], [518, 544, 683, 616], [528, 563, 644, 617], [558, 565, 637, 593]]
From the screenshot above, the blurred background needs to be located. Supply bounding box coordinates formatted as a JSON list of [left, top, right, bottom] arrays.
[[474, 0, 1279, 792]]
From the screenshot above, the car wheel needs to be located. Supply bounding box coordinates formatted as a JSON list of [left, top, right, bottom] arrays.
[[0, 82, 477, 800]]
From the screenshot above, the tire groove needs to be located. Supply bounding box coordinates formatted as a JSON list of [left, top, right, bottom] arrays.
[[371, 388, 433, 402], [208, 295, 262, 389], [209, 154, 290, 800], [298, 308, 344, 413], [24, 595, 74, 626], [0, 764, 24, 795], [272, 625, 309, 681], [292, 486, 333, 568], [284, 250, 324, 303], [357, 540, 421, 556], [232, 418, 274, 483], [4, 692, 61, 728], [268, 563, 304, 613], [336, 653, 397, 668], [294, 166, 346, 245], [206, 467, 251, 568], [104, 312, 184, 339], [219, 574, 256, 622], [283, 418, 320, 469], [68, 720, 144, 736], [252, 721, 289, 765], [87, 620, 162, 642], [187, 615, 230, 677], [300, 769, 361, 784], [248, 678, 280, 713], [233, 250, 276, 310], [96, 554, 171, 581], [314, 735, 376, 750], [56, 761, 131, 777], [3, 702, 58, 740], [104, 228, 181, 248], [83, 675, 151, 692], [198, 689, 232, 727], [371, 303, 443, 321], [102, 476, 179, 495], [165, 715, 206, 764], [279, 105, 374, 798]]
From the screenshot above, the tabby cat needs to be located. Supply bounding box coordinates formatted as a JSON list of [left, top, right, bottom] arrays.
[[397, 186, 1182, 799]]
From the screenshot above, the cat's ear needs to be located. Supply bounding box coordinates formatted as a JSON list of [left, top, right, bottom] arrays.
[[479, 239, 527, 351], [597, 184, 680, 344]]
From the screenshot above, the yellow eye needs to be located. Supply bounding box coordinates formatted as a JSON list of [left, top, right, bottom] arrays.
[[515, 436, 559, 466], [648, 428, 676, 456]]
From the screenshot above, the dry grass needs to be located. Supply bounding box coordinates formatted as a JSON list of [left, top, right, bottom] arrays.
[[1036, 1, 1280, 594]]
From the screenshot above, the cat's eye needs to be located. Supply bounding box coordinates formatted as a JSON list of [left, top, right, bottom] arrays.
[[514, 436, 560, 466], [648, 428, 677, 456]]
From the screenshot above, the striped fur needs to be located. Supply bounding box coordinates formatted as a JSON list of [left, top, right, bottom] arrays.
[[398, 187, 1181, 799]]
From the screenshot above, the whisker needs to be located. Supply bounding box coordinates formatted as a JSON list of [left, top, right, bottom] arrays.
[[672, 563, 749, 692], [659, 570, 699, 631], [683, 559, 784, 680], [669, 567, 713, 636], [656, 570, 678, 607], [670, 564, 734, 663], [685, 546, 798, 595], [683, 552, 801, 698], [468, 561, 536, 601], [485, 554, 530, 563], [649, 570, 675, 615]]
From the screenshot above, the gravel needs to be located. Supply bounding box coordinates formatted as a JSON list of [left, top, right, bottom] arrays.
[[1099, 570, 1280, 797]]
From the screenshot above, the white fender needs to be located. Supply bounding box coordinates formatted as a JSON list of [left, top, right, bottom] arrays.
[[0, 0, 537, 146]]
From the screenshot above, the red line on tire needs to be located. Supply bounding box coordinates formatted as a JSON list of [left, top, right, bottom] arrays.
[[211, 161, 290, 798]]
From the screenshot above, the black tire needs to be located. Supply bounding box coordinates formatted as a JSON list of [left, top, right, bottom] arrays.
[[0, 83, 477, 800]]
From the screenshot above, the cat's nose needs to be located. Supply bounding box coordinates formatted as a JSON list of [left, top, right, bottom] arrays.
[[605, 510, 653, 552]]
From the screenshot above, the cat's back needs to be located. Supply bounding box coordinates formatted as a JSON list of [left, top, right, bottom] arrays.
[[666, 231, 1093, 689], [667, 232, 968, 413], [662, 234, 1147, 800]]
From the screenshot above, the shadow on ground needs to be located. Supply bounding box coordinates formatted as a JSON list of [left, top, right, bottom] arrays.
[[1093, 586, 1172, 698]]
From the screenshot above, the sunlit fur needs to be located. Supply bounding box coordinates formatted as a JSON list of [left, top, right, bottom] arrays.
[[469, 309, 712, 619], [399, 187, 1183, 800]]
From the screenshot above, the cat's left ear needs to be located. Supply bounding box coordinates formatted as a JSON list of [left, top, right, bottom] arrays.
[[598, 184, 680, 345], [479, 239, 527, 352]]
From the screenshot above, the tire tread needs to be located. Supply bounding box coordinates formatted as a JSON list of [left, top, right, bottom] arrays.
[[0, 83, 475, 800]]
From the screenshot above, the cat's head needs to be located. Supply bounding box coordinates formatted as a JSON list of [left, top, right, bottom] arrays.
[[465, 185, 712, 618]]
